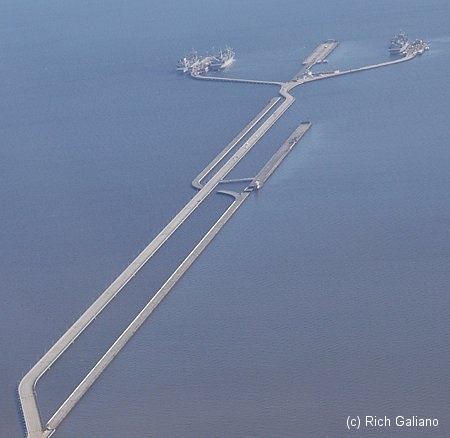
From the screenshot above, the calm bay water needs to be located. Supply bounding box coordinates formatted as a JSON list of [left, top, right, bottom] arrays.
[[1, 1, 449, 436]]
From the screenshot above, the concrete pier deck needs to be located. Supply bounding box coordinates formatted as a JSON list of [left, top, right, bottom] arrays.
[[302, 40, 339, 67], [293, 40, 340, 80], [248, 122, 312, 190]]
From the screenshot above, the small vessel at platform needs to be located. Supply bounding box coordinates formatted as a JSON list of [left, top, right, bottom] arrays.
[[177, 47, 235, 75], [389, 32, 409, 55], [210, 47, 235, 70]]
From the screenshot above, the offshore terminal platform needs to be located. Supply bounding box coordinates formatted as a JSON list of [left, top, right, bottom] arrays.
[[19, 33, 428, 438]]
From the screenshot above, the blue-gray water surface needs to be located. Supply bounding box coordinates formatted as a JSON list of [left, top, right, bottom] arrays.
[[1, 1, 449, 437]]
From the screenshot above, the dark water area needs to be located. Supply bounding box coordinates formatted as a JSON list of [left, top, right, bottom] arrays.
[[1, 1, 449, 437]]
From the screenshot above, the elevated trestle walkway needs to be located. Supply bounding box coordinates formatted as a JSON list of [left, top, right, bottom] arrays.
[[191, 73, 283, 87]]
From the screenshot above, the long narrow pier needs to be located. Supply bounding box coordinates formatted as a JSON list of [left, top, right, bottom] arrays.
[[249, 122, 312, 189], [45, 120, 313, 433], [19, 37, 427, 437], [45, 190, 252, 433], [293, 50, 419, 87], [192, 97, 280, 189], [191, 73, 283, 87], [19, 64, 295, 438]]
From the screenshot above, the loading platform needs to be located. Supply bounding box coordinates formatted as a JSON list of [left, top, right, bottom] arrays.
[[302, 39, 339, 66]]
